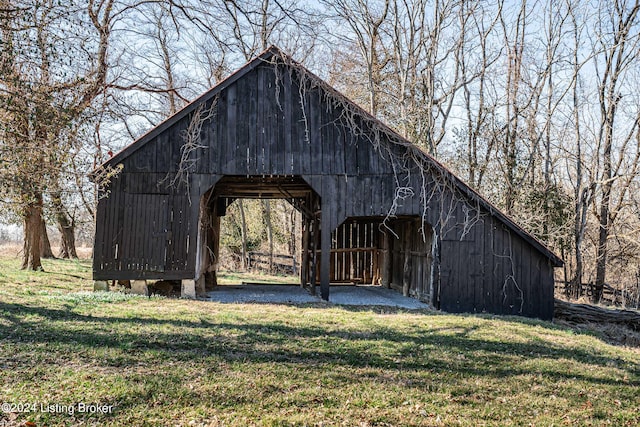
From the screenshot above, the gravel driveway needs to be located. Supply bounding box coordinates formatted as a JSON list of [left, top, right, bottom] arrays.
[[206, 284, 430, 310]]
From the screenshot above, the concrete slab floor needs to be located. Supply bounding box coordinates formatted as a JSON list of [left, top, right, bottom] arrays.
[[206, 284, 430, 310]]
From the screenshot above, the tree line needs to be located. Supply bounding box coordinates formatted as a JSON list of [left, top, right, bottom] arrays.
[[1, 0, 639, 306]]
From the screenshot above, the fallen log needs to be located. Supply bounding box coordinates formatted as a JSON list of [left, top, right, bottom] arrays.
[[554, 299, 640, 331]]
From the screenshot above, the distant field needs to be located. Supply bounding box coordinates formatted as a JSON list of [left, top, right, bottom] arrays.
[[0, 255, 638, 426], [0, 243, 93, 259]]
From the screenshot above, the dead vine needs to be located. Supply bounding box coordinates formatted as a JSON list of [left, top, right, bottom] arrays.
[[162, 98, 217, 204], [496, 227, 525, 313], [266, 49, 489, 240]]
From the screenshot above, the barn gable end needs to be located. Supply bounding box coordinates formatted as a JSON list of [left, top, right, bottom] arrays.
[[93, 46, 562, 320]]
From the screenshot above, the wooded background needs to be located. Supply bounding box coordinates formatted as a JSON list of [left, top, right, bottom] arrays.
[[1, 0, 639, 307]]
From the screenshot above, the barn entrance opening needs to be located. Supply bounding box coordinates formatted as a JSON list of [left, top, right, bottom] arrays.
[[218, 199, 302, 278], [196, 175, 321, 295], [196, 175, 435, 304]]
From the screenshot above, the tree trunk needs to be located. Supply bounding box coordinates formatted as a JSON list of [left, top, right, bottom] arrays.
[[594, 182, 612, 304], [58, 220, 77, 259], [594, 94, 617, 304], [238, 200, 248, 270], [572, 235, 584, 300], [569, 11, 586, 301], [572, 187, 590, 300], [263, 200, 274, 273], [22, 193, 44, 271], [591, 3, 640, 303], [51, 188, 78, 258], [40, 218, 55, 259]]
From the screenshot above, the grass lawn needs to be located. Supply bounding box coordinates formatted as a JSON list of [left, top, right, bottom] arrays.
[[0, 255, 639, 426]]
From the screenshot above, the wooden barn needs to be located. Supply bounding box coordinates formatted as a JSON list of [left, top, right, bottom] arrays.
[[92, 46, 562, 320]]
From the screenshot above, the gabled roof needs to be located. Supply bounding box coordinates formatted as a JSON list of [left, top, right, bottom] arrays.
[[94, 46, 563, 267]]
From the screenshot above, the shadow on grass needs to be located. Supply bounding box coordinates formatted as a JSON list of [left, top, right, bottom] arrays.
[[1, 300, 638, 389]]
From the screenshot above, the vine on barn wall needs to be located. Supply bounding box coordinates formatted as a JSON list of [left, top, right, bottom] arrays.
[[265, 50, 488, 239], [163, 97, 218, 205], [93, 163, 123, 201]]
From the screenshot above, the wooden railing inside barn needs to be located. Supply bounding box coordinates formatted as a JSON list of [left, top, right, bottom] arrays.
[[330, 220, 379, 284]]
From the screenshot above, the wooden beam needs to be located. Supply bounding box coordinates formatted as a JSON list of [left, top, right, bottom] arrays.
[[381, 229, 391, 289], [402, 222, 412, 297], [301, 217, 310, 288], [207, 210, 221, 291], [310, 216, 319, 296], [372, 247, 379, 285], [320, 203, 331, 301]]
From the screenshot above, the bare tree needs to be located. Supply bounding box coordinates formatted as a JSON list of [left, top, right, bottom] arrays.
[[321, 0, 390, 116], [591, 0, 640, 302], [456, 1, 501, 188], [0, 0, 113, 270], [564, 0, 593, 298]]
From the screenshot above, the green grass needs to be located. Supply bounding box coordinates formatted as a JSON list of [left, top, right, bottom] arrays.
[[0, 255, 639, 426]]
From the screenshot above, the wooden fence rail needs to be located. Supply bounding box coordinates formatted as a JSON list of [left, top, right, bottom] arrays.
[[555, 280, 640, 309], [247, 252, 298, 274]]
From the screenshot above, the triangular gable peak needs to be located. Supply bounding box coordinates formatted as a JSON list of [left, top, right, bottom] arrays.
[[94, 45, 562, 267], [96, 47, 280, 171]]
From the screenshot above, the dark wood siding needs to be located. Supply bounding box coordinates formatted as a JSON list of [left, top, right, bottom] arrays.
[[437, 214, 554, 319]]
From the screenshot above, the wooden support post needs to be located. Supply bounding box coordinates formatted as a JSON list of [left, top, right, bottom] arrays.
[[349, 223, 356, 279], [381, 229, 391, 289], [207, 212, 221, 291], [335, 224, 342, 282], [310, 216, 319, 295], [371, 248, 379, 285], [196, 276, 206, 297], [358, 221, 366, 282], [320, 205, 331, 301], [301, 216, 310, 288], [340, 223, 347, 282], [330, 233, 335, 283], [372, 222, 380, 285], [402, 223, 412, 297]]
